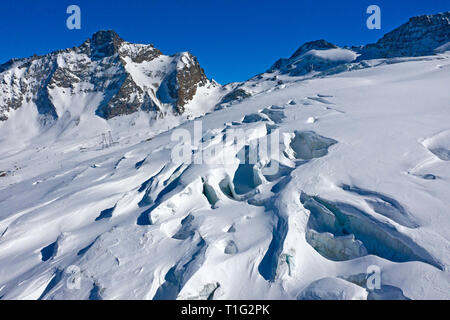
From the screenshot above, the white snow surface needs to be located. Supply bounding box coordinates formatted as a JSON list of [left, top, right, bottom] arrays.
[[0, 52, 450, 300], [300, 48, 358, 62]]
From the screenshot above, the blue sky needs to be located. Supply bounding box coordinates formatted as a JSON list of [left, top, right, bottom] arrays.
[[1, 0, 449, 83]]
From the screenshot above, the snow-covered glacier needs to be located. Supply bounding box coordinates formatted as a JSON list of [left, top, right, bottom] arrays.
[[0, 12, 449, 300]]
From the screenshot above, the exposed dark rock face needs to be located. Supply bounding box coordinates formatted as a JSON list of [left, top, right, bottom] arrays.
[[0, 30, 209, 121], [127, 45, 162, 63], [218, 88, 250, 105], [174, 55, 208, 114], [96, 74, 147, 119], [359, 11, 450, 60]]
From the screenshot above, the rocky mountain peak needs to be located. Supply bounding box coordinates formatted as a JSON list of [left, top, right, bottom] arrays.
[[289, 39, 338, 59], [80, 30, 124, 59], [268, 39, 356, 76]]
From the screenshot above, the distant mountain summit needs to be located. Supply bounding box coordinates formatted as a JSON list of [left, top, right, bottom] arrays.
[[81, 30, 126, 60], [269, 11, 450, 76], [359, 11, 450, 59], [268, 40, 357, 76], [0, 30, 215, 122], [0, 12, 449, 125]]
